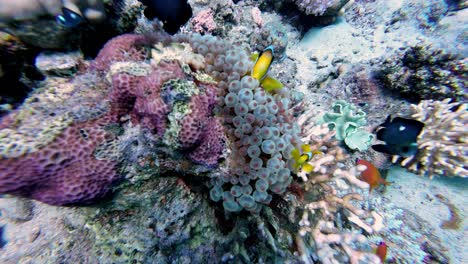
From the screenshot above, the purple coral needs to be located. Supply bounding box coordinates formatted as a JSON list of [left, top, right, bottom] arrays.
[[189, 118, 226, 167], [0, 115, 118, 205], [0, 34, 227, 205], [179, 82, 218, 148], [110, 61, 186, 136], [92, 33, 169, 71]]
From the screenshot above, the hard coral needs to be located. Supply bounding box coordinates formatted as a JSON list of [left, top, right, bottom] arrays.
[[189, 118, 226, 167], [92, 33, 162, 72], [294, 0, 350, 16], [108, 57, 224, 165], [0, 33, 226, 205], [377, 45, 468, 102], [0, 115, 118, 205], [392, 99, 468, 178]]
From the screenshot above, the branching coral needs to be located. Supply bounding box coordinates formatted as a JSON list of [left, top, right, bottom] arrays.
[[392, 99, 467, 178], [294, 110, 383, 263]]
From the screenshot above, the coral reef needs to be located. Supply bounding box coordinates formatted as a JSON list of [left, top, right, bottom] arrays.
[[0, 31, 299, 208], [191, 9, 217, 33], [294, 0, 351, 16], [0, 33, 227, 204], [392, 99, 468, 178], [0, 0, 466, 263], [250, 21, 289, 60], [377, 44, 468, 102], [295, 112, 383, 264], [175, 33, 302, 212]]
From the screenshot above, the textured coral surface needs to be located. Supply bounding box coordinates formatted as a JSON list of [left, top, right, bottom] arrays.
[[0, 34, 226, 204], [0, 115, 118, 205]]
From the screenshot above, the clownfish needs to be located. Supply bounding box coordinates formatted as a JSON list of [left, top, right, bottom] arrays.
[[375, 241, 387, 263], [250, 46, 284, 93], [291, 144, 322, 174], [356, 159, 390, 193]]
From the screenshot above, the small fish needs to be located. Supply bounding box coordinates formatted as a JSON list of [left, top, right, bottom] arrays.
[[291, 144, 322, 174], [139, 0, 193, 34], [251, 46, 284, 93], [252, 46, 274, 81], [375, 241, 387, 263], [372, 115, 424, 157], [56, 7, 84, 28], [356, 159, 390, 193], [260, 75, 284, 93]]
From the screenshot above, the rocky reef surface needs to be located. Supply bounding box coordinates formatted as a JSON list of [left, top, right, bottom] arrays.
[[0, 0, 466, 263]]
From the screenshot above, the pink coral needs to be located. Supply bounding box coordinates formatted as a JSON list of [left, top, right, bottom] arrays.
[[127, 62, 185, 136], [191, 9, 217, 33], [92, 34, 161, 72], [251, 7, 263, 27], [179, 82, 217, 148], [0, 34, 226, 205], [0, 115, 118, 205], [189, 117, 226, 167]]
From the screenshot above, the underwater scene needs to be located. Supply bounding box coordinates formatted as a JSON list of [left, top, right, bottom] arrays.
[[0, 0, 466, 263]]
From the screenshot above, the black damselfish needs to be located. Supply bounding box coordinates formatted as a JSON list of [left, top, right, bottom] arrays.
[[139, 0, 193, 34], [372, 115, 425, 157]]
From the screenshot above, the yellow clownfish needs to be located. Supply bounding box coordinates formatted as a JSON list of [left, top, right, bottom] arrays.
[[291, 144, 322, 174], [250, 46, 284, 93]]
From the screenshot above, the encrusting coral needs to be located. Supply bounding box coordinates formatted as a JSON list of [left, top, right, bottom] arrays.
[[392, 99, 468, 178]]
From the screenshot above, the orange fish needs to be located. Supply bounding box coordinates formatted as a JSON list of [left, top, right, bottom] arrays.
[[376, 241, 387, 263], [356, 159, 390, 193]]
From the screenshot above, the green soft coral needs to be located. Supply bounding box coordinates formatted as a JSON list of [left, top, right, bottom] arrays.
[[344, 129, 375, 152], [321, 100, 374, 151]]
